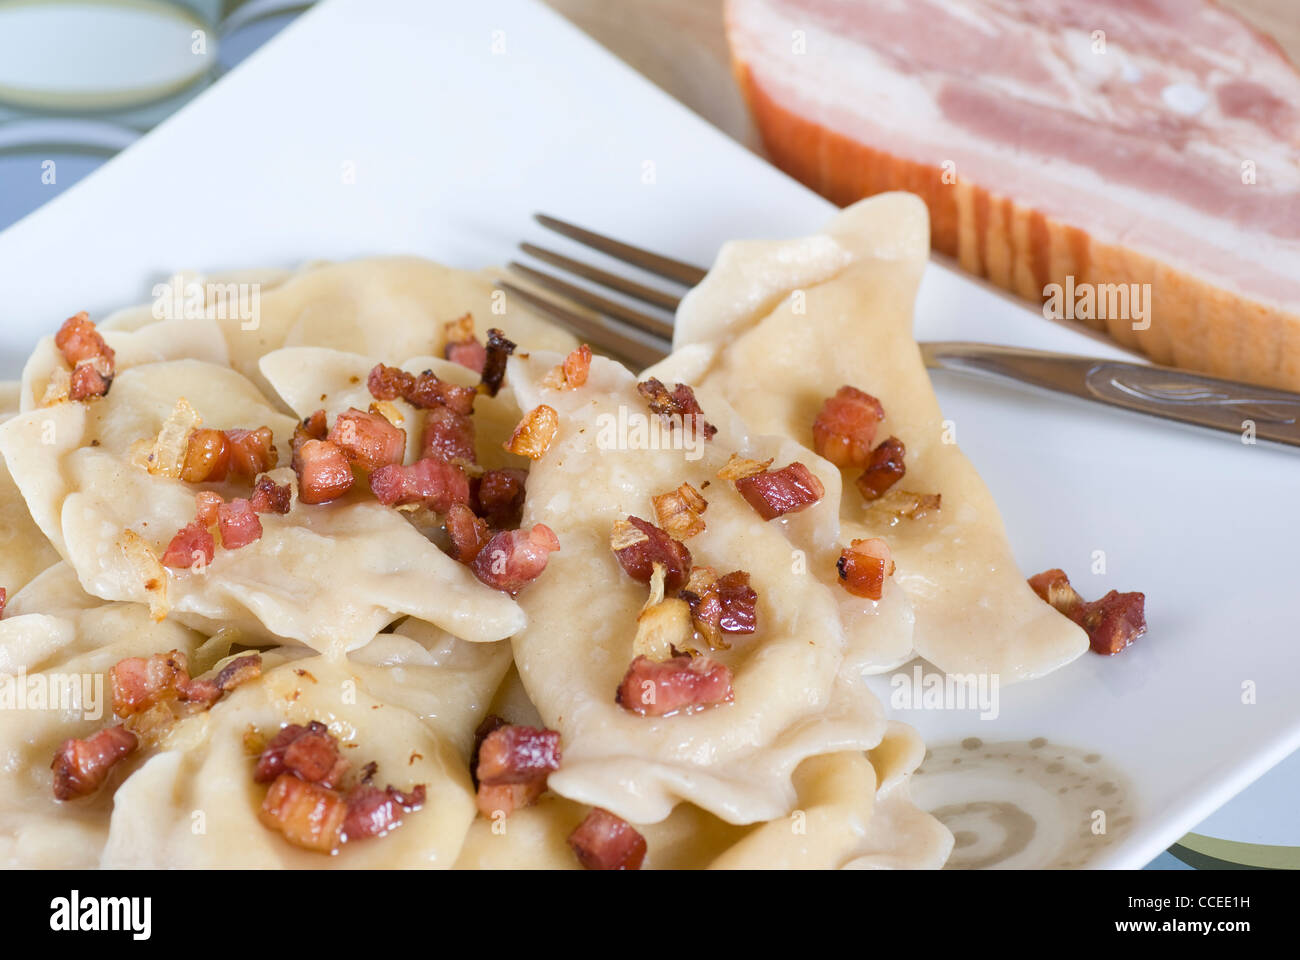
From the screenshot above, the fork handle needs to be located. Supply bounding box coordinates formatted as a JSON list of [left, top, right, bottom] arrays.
[[920, 342, 1300, 449]]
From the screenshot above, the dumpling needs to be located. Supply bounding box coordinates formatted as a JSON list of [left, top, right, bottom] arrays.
[[0, 382, 59, 593], [506, 351, 893, 825], [101, 651, 477, 868], [0, 564, 207, 868], [664, 193, 1088, 682], [0, 359, 524, 654]]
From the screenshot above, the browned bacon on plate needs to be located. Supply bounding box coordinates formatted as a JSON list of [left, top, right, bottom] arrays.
[[734, 461, 825, 520], [567, 807, 647, 870], [469, 524, 560, 594], [55, 311, 115, 400], [476, 724, 561, 785], [813, 386, 885, 468], [855, 437, 906, 501], [637, 377, 717, 439], [616, 654, 734, 717], [836, 538, 895, 601], [250, 475, 292, 514], [369, 457, 470, 512], [544, 344, 594, 390], [293, 439, 355, 504], [51, 725, 137, 801], [225, 427, 278, 479], [367, 362, 476, 414], [611, 516, 692, 591], [327, 407, 406, 470], [1028, 568, 1148, 655]]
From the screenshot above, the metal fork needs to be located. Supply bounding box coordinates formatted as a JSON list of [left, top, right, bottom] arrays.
[[499, 215, 1300, 449]]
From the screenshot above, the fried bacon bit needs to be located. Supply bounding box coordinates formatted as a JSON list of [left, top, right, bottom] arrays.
[[217, 497, 263, 549], [568, 807, 647, 871], [342, 783, 427, 840], [682, 569, 757, 648], [652, 482, 708, 540], [610, 516, 692, 591], [250, 475, 292, 515], [51, 725, 137, 801], [195, 490, 224, 527], [716, 453, 773, 481], [470, 524, 560, 594], [367, 363, 477, 415], [479, 327, 516, 397], [225, 427, 278, 478], [735, 461, 825, 520], [476, 725, 561, 786], [55, 312, 115, 401], [292, 410, 328, 465], [813, 386, 885, 468], [254, 721, 348, 787], [836, 538, 895, 601], [616, 654, 734, 717], [864, 489, 942, 526], [443, 314, 487, 374], [0, 588, 6, 619], [476, 780, 548, 819], [177, 653, 263, 706], [856, 436, 906, 501], [293, 439, 354, 504], [1028, 569, 1147, 656], [445, 503, 492, 563], [503, 404, 559, 460], [161, 522, 215, 570], [259, 773, 348, 853], [110, 650, 189, 717], [422, 405, 476, 464], [476, 467, 527, 529], [180, 428, 229, 482], [637, 377, 717, 439], [543, 343, 593, 390], [327, 407, 406, 470], [369, 457, 470, 512]]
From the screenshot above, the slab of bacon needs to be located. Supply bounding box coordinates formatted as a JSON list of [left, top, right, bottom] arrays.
[[471, 716, 562, 819], [837, 538, 895, 601], [813, 386, 885, 468], [254, 721, 425, 853], [567, 807, 647, 870], [54, 311, 115, 401], [469, 524, 560, 594], [734, 461, 825, 520], [637, 377, 717, 439], [51, 725, 137, 801], [726, 0, 1300, 390], [327, 407, 406, 471], [443, 314, 487, 374], [611, 516, 692, 591], [1029, 568, 1147, 655], [616, 654, 734, 717]]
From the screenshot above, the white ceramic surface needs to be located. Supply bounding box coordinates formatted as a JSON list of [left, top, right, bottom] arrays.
[[0, 0, 1295, 868]]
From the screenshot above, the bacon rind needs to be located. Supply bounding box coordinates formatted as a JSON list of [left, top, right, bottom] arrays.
[[446, 502, 492, 563], [225, 427, 278, 479], [179, 653, 263, 706], [734, 461, 825, 520], [615, 654, 734, 717], [367, 363, 477, 414], [342, 783, 427, 840], [813, 386, 885, 468], [567, 807, 647, 870], [55, 312, 115, 401], [51, 725, 137, 801]]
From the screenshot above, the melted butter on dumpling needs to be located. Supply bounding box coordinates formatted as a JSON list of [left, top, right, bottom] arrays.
[[665, 192, 1088, 682], [505, 351, 889, 826], [101, 653, 476, 868], [0, 359, 525, 655], [0, 564, 207, 868]]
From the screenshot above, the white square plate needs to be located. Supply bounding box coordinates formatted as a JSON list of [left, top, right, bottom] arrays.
[[0, 0, 1295, 868]]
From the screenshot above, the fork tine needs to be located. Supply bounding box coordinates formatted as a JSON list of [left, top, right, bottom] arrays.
[[520, 242, 683, 312], [508, 261, 675, 341], [495, 279, 670, 371], [535, 214, 708, 287]]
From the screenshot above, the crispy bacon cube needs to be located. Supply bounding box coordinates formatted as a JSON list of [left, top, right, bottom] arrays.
[[225, 427, 278, 478], [161, 522, 215, 570], [813, 386, 885, 468], [110, 650, 190, 717], [327, 407, 407, 470], [51, 725, 137, 800], [179, 653, 263, 706], [544, 344, 593, 390], [369, 457, 470, 512], [54, 311, 114, 366], [476, 467, 527, 529], [180, 428, 231, 483], [734, 461, 825, 520], [68, 362, 112, 401], [259, 772, 347, 853], [616, 654, 734, 717], [443, 314, 487, 374], [217, 497, 263, 549], [1028, 568, 1147, 655], [475, 780, 549, 819], [292, 410, 329, 460], [611, 516, 692, 591], [636, 377, 716, 439], [856, 437, 906, 501], [249, 475, 292, 515], [445, 503, 492, 563], [479, 328, 516, 397], [836, 538, 895, 601], [293, 439, 355, 504], [254, 721, 348, 787], [422, 406, 477, 464], [342, 783, 427, 840], [567, 808, 647, 870], [367, 363, 476, 415], [470, 524, 560, 594], [475, 725, 561, 786]]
